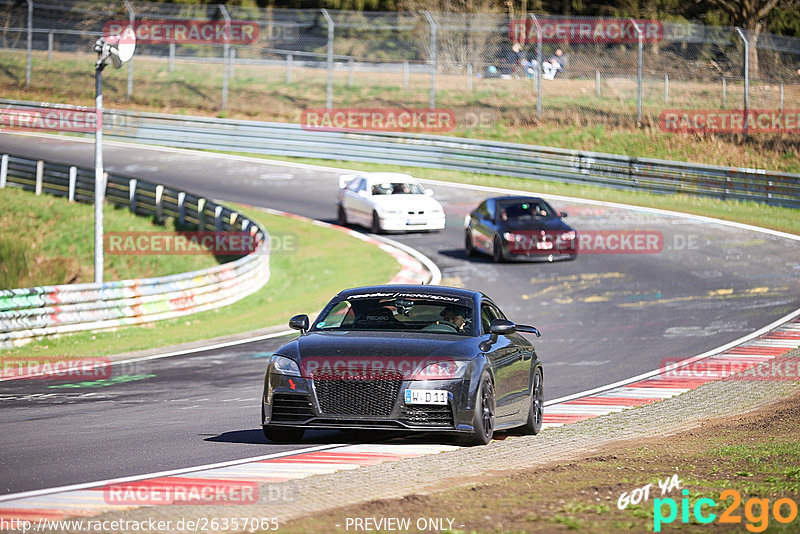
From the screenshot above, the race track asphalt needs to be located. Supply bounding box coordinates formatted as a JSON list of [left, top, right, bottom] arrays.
[[1, 134, 798, 494]]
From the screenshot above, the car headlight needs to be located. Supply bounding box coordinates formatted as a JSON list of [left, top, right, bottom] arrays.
[[413, 360, 469, 380], [271, 355, 300, 376], [560, 231, 576, 241], [503, 232, 525, 243]]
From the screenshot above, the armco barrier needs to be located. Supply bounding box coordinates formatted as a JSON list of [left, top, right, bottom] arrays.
[[1, 98, 799, 208], [0, 154, 270, 349]]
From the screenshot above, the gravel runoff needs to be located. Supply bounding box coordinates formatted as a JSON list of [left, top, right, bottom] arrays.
[[54, 349, 800, 534]]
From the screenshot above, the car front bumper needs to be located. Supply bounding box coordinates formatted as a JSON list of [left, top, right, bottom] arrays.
[[379, 214, 446, 232], [263, 372, 476, 433]]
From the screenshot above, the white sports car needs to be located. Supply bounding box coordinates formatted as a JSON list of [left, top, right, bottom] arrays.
[[336, 172, 446, 233]]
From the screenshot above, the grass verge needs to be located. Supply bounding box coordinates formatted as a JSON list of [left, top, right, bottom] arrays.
[[222, 153, 800, 236], [1, 204, 400, 360], [279, 384, 800, 533], [0, 186, 222, 288], [2, 50, 798, 173]]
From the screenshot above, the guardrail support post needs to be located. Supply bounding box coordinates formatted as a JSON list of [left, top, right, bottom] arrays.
[[0, 155, 7, 188], [734, 27, 749, 136], [630, 18, 643, 127], [596, 70, 600, 97], [197, 198, 207, 230], [530, 14, 542, 119], [229, 212, 238, 229], [26, 0, 32, 86], [664, 73, 669, 104], [230, 47, 236, 79], [219, 5, 231, 111], [48, 31, 53, 61], [215, 205, 224, 231], [154, 184, 164, 223], [467, 63, 473, 91], [129, 179, 137, 213], [68, 166, 76, 202], [177, 192, 186, 225], [780, 82, 784, 113], [35, 160, 43, 195], [286, 54, 292, 84], [321, 9, 334, 109], [169, 43, 175, 72], [347, 57, 354, 87], [722, 77, 726, 108], [242, 219, 250, 232], [423, 11, 437, 109], [403, 60, 409, 91], [124, 0, 134, 99]]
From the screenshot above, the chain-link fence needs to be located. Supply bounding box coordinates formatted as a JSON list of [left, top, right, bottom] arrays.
[[1, 0, 799, 131]]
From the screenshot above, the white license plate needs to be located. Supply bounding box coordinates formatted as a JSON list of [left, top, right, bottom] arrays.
[[406, 219, 427, 226], [404, 389, 448, 405]]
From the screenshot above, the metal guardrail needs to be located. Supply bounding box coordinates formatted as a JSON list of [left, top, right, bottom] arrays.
[[2, 99, 796, 208], [0, 153, 271, 349]]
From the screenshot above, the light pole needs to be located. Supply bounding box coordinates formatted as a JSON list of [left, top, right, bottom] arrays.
[[93, 27, 135, 284]]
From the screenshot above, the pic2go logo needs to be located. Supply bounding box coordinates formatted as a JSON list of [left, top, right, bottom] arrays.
[[653, 489, 799, 532]]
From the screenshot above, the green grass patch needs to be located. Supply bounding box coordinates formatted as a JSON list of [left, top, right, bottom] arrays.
[[0, 186, 220, 288], [2, 204, 400, 359], [3, 50, 799, 173], [220, 153, 800, 236]]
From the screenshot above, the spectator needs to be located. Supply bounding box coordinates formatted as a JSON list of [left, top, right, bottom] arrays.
[[502, 42, 524, 78], [542, 48, 565, 80]]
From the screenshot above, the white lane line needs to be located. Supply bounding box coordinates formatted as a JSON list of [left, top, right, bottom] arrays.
[[0, 444, 345, 504]]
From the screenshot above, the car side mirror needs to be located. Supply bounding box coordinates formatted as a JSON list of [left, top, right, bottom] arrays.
[[289, 314, 309, 333], [424, 188, 434, 196], [480, 319, 516, 352], [515, 324, 542, 337], [560, 211, 567, 218], [489, 318, 516, 335]]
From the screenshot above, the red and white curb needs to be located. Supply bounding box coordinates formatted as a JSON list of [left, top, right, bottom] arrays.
[[542, 315, 800, 428]]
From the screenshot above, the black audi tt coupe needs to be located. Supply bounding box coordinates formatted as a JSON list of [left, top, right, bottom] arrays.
[[261, 285, 544, 445], [465, 196, 578, 262]]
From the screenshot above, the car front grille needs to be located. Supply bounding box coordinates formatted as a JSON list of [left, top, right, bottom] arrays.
[[399, 405, 455, 427], [313, 372, 402, 417], [271, 393, 314, 422]]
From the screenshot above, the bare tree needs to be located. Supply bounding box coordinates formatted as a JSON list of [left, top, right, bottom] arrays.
[[701, 0, 788, 76]]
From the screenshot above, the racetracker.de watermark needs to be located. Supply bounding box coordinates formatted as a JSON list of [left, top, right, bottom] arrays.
[[509, 17, 663, 44], [1, 358, 111, 380], [104, 232, 296, 255], [659, 109, 800, 134], [103, 20, 258, 44], [300, 108, 456, 133], [301, 356, 462, 381], [506, 230, 664, 255], [103, 481, 259, 505], [0, 106, 96, 133], [660, 356, 800, 381]]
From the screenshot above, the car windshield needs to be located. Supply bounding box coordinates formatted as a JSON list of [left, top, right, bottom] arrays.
[[498, 200, 555, 220], [371, 182, 425, 195], [313, 293, 475, 336]]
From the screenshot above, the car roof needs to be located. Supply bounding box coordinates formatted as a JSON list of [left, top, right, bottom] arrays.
[[362, 172, 418, 184], [336, 284, 484, 303], [489, 195, 547, 203]]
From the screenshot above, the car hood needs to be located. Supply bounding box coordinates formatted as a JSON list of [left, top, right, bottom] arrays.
[[502, 218, 573, 232], [370, 195, 443, 212], [277, 331, 476, 379]]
